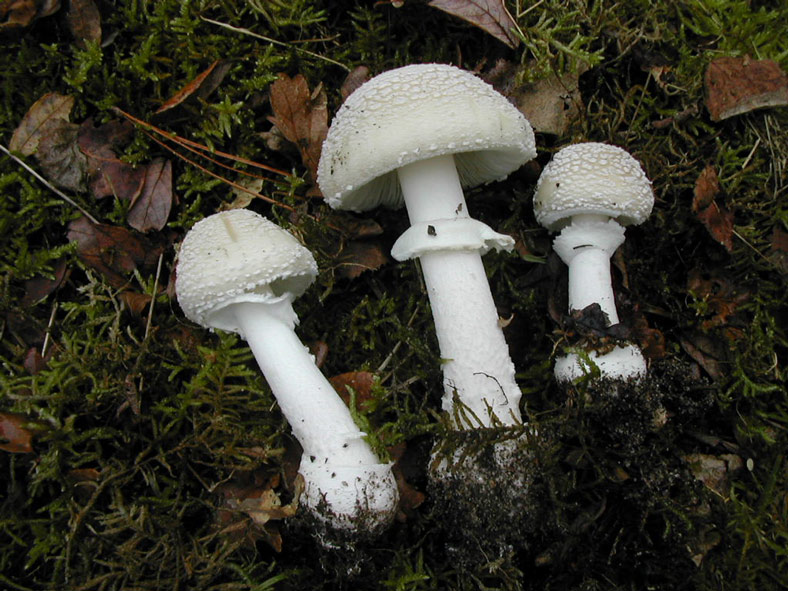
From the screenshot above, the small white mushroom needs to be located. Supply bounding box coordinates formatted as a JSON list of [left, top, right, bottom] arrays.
[[175, 209, 398, 531], [533, 142, 654, 382], [318, 63, 537, 429]]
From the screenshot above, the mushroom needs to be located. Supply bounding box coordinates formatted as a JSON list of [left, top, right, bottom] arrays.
[[175, 209, 398, 532], [533, 142, 654, 382], [317, 63, 536, 429]]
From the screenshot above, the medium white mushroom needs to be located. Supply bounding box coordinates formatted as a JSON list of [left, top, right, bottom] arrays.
[[533, 142, 654, 382], [317, 63, 536, 429], [175, 208, 398, 531]]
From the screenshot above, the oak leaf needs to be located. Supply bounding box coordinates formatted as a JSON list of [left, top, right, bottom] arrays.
[[428, 0, 519, 48]]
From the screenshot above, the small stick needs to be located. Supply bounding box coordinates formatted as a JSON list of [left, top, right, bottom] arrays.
[[0, 144, 100, 224]]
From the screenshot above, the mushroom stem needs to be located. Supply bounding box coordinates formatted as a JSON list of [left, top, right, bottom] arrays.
[[550, 216, 647, 383], [231, 299, 398, 524], [552, 215, 626, 325], [396, 154, 522, 428]]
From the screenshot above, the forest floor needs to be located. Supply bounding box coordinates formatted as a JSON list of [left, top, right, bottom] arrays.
[[1, 1, 786, 589]]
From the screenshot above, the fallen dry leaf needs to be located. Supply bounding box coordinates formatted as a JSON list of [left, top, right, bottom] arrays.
[[0, 0, 60, 33], [21, 257, 69, 306], [23, 346, 50, 374], [340, 65, 371, 102], [155, 59, 232, 115], [9, 92, 74, 156], [692, 165, 734, 252], [769, 226, 788, 274], [683, 453, 743, 500], [67, 216, 164, 288], [36, 118, 88, 192], [77, 119, 174, 231], [687, 269, 749, 333], [119, 290, 152, 316], [268, 73, 328, 184], [0, 412, 34, 453], [127, 158, 173, 232], [216, 471, 303, 552], [679, 331, 728, 380], [428, 0, 519, 48], [335, 240, 388, 279], [66, 0, 100, 47], [329, 371, 377, 407], [705, 56, 788, 121]]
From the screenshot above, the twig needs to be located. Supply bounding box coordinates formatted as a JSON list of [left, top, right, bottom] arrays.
[[112, 107, 289, 176], [200, 16, 350, 72], [0, 144, 100, 224]]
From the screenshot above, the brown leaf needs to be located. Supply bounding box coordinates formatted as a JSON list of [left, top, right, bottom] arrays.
[[335, 240, 388, 279], [66, 0, 100, 47], [326, 212, 384, 239], [307, 340, 329, 368], [22, 257, 68, 306], [35, 118, 88, 192], [340, 65, 371, 102], [692, 164, 721, 211], [705, 56, 788, 121], [0, 0, 59, 32], [268, 73, 328, 184], [78, 119, 144, 201], [692, 166, 734, 252], [9, 92, 74, 156], [23, 346, 50, 374], [119, 291, 152, 316], [329, 371, 377, 408], [679, 331, 728, 380], [0, 412, 34, 453], [389, 441, 426, 522], [769, 226, 788, 274], [127, 158, 173, 232], [683, 453, 743, 500], [155, 59, 232, 115], [428, 0, 519, 48], [687, 269, 749, 332], [67, 216, 163, 288]]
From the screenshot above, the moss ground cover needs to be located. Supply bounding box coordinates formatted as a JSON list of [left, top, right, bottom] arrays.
[[1, 1, 786, 589]]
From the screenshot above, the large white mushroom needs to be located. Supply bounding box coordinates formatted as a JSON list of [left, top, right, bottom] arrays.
[[317, 63, 536, 429], [533, 142, 654, 382], [175, 208, 398, 532]]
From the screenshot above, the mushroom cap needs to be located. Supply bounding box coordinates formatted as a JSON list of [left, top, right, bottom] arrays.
[[533, 142, 654, 231], [175, 209, 317, 333], [317, 63, 536, 212]]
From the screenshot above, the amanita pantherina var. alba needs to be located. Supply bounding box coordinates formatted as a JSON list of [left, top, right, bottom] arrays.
[[175, 209, 398, 531], [317, 63, 536, 429], [533, 142, 654, 382]]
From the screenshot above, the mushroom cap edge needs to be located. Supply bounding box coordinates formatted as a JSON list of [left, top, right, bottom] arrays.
[[175, 209, 318, 333]]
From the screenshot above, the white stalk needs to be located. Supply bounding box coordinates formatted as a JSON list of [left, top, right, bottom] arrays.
[[231, 299, 399, 526], [550, 215, 646, 382], [552, 215, 624, 324], [396, 154, 522, 428]]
